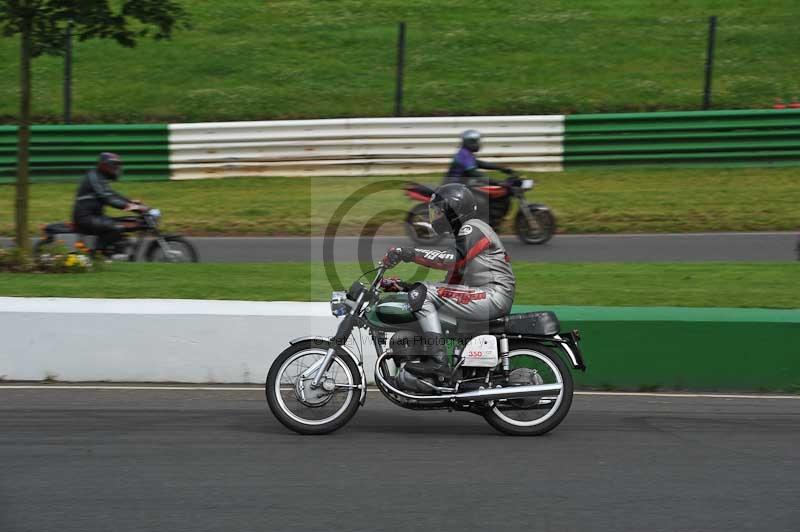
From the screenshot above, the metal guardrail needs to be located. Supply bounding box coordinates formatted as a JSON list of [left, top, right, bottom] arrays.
[[3, 111, 798, 184], [564, 109, 800, 168], [0, 125, 170, 184], [167, 116, 566, 179]]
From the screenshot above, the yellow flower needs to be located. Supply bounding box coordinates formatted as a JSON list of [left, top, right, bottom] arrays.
[[64, 255, 78, 267]]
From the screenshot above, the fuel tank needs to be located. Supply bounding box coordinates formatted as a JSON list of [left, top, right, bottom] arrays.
[[366, 292, 456, 333]]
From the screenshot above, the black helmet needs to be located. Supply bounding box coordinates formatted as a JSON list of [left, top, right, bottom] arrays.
[[461, 129, 481, 153], [429, 183, 477, 234], [97, 152, 122, 180]]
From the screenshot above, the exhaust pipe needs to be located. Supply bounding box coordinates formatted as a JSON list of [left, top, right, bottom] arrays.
[[454, 383, 562, 401], [375, 354, 562, 403]]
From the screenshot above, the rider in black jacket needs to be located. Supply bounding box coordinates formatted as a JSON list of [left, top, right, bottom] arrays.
[[72, 153, 143, 254]]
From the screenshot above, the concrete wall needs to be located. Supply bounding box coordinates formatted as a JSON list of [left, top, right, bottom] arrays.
[[2, 298, 798, 391], [0, 298, 367, 383]]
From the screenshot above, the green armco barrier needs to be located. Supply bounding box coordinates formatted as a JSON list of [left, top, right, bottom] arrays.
[[0, 124, 170, 184], [564, 109, 800, 168], [513, 305, 800, 392]]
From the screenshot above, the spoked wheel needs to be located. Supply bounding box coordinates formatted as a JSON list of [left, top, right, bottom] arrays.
[[266, 340, 362, 435], [515, 207, 555, 245], [483, 343, 573, 436], [405, 204, 444, 244], [144, 236, 199, 263]]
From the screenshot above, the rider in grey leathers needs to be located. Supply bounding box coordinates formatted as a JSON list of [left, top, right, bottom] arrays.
[[382, 183, 516, 378]]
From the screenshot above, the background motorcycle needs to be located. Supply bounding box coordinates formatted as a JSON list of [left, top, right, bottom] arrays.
[[35, 208, 198, 263], [404, 175, 557, 245], [265, 266, 585, 436]]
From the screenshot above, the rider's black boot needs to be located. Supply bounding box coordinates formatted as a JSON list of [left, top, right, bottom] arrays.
[[405, 334, 450, 379]]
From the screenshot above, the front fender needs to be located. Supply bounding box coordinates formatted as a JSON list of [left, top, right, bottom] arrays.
[[289, 336, 368, 405]]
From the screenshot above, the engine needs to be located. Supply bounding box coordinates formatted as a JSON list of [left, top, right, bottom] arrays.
[[388, 329, 424, 362]]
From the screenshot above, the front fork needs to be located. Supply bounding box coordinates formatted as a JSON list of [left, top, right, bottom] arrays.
[[517, 196, 537, 226], [153, 232, 178, 262], [308, 300, 361, 388]]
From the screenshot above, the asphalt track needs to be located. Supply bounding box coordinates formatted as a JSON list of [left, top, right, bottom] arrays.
[[134, 232, 800, 262], [1, 386, 797, 532], [3, 231, 797, 262]]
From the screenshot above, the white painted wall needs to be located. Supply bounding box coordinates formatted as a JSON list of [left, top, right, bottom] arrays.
[[0, 298, 380, 383]]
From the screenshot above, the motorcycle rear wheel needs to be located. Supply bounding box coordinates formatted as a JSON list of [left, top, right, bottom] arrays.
[[515, 207, 555, 245], [266, 340, 362, 435], [405, 203, 444, 244], [483, 343, 573, 436]]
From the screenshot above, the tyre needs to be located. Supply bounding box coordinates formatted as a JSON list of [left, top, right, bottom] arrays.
[[515, 207, 555, 245], [144, 235, 199, 262], [266, 340, 362, 435], [405, 203, 444, 244], [483, 342, 573, 436]]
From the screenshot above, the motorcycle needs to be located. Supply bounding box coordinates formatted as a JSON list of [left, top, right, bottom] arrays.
[[404, 175, 556, 245], [266, 266, 585, 436], [35, 208, 198, 263]]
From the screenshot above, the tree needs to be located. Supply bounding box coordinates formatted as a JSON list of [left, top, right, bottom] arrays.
[[0, 0, 189, 253]]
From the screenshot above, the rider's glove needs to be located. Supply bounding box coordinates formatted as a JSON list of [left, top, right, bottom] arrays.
[[382, 247, 412, 268], [126, 202, 148, 212], [382, 247, 403, 268], [380, 277, 406, 292], [501, 167, 515, 175]]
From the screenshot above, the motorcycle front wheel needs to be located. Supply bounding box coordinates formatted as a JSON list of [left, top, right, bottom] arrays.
[[144, 235, 199, 263], [266, 340, 362, 435], [515, 207, 555, 245], [405, 203, 444, 244]]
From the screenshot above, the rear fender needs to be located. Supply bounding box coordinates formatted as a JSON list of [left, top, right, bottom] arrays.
[[552, 331, 586, 371], [509, 331, 585, 371], [289, 336, 368, 404]]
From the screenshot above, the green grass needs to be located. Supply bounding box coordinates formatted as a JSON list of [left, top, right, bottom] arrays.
[[0, 262, 797, 309], [0, 1, 798, 123], [2, 166, 798, 236]]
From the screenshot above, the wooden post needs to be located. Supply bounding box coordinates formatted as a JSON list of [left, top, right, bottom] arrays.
[[15, 3, 32, 254]]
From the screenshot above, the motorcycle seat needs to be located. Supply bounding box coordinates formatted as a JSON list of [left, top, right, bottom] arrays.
[[43, 221, 77, 235], [457, 311, 560, 336]]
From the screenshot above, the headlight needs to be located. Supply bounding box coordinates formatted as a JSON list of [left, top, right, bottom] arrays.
[[330, 291, 348, 317], [522, 179, 534, 190]]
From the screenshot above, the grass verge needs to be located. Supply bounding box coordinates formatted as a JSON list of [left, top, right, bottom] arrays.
[[0, 262, 797, 309], [0, 1, 798, 122], [2, 167, 799, 237]]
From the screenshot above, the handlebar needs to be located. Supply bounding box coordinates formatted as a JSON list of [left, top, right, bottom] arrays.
[[370, 265, 388, 290]]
